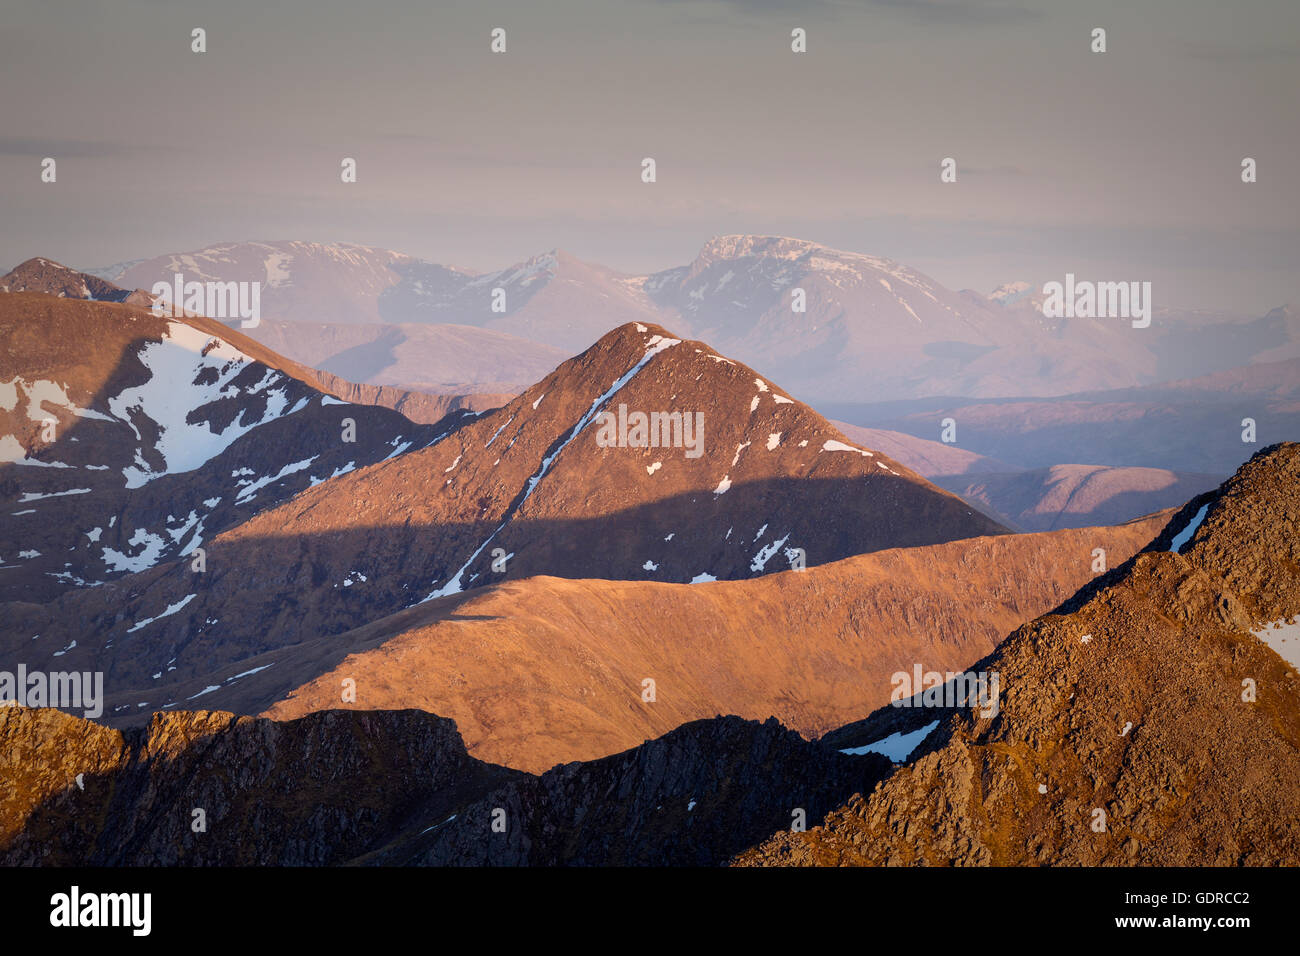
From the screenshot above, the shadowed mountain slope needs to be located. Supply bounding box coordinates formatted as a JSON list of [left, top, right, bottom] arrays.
[[0, 292, 446, 602], [0, 707, 887, 867]]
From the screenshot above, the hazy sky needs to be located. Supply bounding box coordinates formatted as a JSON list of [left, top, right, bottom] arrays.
[[2, 0, 1297, 311]]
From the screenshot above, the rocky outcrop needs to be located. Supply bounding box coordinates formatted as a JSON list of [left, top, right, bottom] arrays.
[[0, 706, 521, 865], [736, 444, 1300, 866], [0, 708, 884, 867], [368, 716, 891, 866]]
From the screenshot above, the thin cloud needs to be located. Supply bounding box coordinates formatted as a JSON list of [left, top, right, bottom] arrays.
[[1184, 41, 1300, 62], [643, 0, 1041, 25]]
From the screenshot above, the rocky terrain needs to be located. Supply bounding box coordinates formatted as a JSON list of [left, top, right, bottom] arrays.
[[0, 706, 522, 866], [1, 257, 153, 306], [392, 717, 891, 866], [8, 435, 1294, 870], [0, 707, 888, 867], [736, 444, 1300, 866]]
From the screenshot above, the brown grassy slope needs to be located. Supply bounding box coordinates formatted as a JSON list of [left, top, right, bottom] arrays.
[[735, 443, 1300, 866], [258, 514, 1168, 772]]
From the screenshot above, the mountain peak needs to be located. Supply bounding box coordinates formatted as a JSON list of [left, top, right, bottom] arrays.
[[1, 257, 134, 302], [988, 280, 1032, 305], [697, 235, 825, 263]]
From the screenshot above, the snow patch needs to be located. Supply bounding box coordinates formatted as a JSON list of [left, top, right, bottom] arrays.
[[821, 439, 872, 457], [127, 593, 197, 633], [18, 488, 91, 502], [750, 534, 790, 572], [102, 528, 168, 573], [1251, 617, 1300, 669], [840, 720, 940, 763], [235, 456, 317, 504], [108, 324, 305, 487], [1168, 503, 1210, 553]]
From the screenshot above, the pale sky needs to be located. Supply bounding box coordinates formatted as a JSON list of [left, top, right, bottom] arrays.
[[1, 0, 1296, 311]]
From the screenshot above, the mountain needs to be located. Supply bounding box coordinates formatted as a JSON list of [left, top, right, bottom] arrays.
[[91, 237, 1299, 405], [382, 716, 891, 866], [1, 320, 1013, 743], [737, 444, 1300, 865], [102, 241, 664, 353], [103, 241, 432, 325], [934, 464, 1225, 532], [0, 707, 887, 866], [98, 242, 648, 384], [246, 318, 565, 392], [417, 249, 665, 352], [0, 707, 524, 866], [4, 435, 1287, 868], [257, 514, 1166, 772], [0, 293, 447, 602], [1, 254, 524, 415], [635, 235, 1284, 404], [827, 421, 1222, 531], [1, 257, 153, 306]]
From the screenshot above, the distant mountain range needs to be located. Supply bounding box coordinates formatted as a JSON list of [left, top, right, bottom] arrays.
[[80, 237, 1298, 405], [7, 255, 1289, 538], [934, 464, 1224, 533]]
